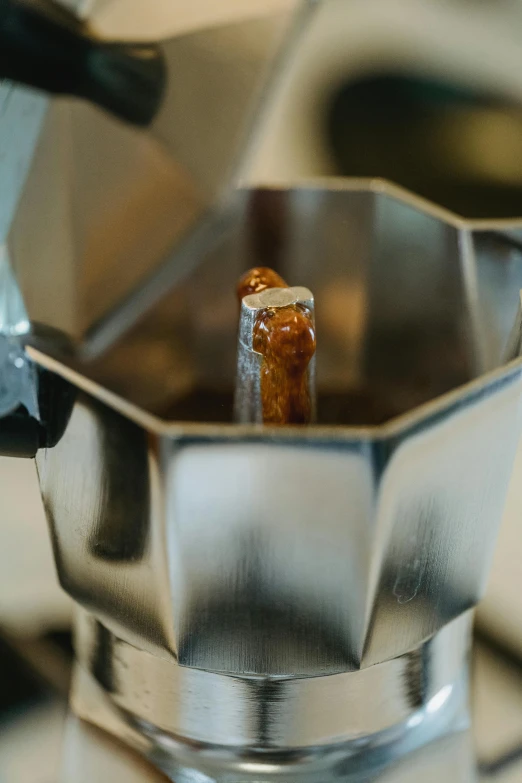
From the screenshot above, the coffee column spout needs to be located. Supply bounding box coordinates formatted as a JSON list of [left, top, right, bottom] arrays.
[[234, 280, 316, 426]]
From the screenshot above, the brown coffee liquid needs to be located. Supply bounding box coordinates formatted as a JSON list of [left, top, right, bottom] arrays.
[[236, 267, 288, 302], [238, 268, 316, 425]]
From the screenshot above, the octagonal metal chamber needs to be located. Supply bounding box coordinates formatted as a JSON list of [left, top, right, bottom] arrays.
[[4, 0, 522, 778], [30, 185, 522, 680], [24, 184, 522, 781]]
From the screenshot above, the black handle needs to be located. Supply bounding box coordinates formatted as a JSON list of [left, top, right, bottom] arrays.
[[0, 0, 166, 125]]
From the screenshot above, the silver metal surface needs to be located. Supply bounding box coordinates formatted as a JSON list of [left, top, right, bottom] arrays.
[[0, 172, 510, 783], [69, 611, 472, 781], [5, 1, 522, 779], [62, 714, 479, 783], [27, 184, 522, 418], [7, 0, 522, 351], [0, 83, 47, 244], [0, 336, 38, 418], [87, 0, 300, 41], [234, 285, 315, 424], [0, 250, 29, 337], [2, 2, 302, 345], [25, 183, 522, 779], [56, 635, 522, 782]]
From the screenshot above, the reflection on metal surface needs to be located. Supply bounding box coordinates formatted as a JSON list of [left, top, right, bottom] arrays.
[[8, 0, 522, 350], [247, 0, 522, 220], [35, 360, 522, 676], [66, 637, 522, 782], [327, 75, 522, 220], [74, 611, 471, 747], [62, 710, 479, 783], [38, 394, 174, 657], [71, 612, 472, 781], [27, 186, 522, 423]]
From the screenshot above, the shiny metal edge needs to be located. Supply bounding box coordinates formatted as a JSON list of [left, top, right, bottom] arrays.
[[73, 611, 472, 751], [25, 343, 522, 440]]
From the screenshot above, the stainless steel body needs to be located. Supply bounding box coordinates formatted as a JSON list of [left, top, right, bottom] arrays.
[[1, 0, 304, 346], [68, 616, 473, 782], [234, 285, 316, 424], [3, 0, 522, 780], [25, 185, 522, 780], [61, 643, 522, 783]]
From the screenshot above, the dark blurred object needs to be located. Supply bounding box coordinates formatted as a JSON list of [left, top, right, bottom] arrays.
[[328, 73, 522, 219], [0, 635, 48, 715], [0, 0, 166, 125]]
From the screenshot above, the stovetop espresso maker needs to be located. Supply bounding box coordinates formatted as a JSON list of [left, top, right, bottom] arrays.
[[3, 1, 522, 780]]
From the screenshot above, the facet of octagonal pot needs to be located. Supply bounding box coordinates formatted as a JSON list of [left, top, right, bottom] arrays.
[[32, 184, 522, 676]]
